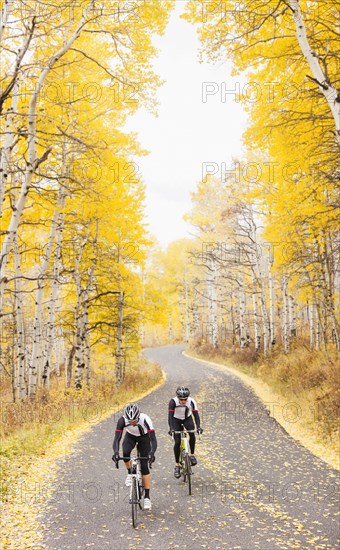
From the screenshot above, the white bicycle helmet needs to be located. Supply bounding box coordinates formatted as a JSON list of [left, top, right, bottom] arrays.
[[124, 403, 140, 421], [176, 386, 190, 399]]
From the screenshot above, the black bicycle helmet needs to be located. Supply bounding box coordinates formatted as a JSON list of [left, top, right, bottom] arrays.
[[176, 386, 190, 399], [123, 403, 140, 421]]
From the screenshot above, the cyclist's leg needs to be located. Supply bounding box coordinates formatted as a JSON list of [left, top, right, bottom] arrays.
[[137, 434, 152, 507], [183, 417, 197, 463], [122, 432, 136, 471], [137, 434, 151, 484], [172, 419, 183, 478], [172, 418, 183, 464]]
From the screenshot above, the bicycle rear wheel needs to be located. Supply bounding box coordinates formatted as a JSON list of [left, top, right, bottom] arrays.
[[185, 454, 192, 495], [131, 479, 138, 528]]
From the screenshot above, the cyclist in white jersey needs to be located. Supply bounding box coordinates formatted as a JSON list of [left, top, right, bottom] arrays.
[[168, 386, 203, 479], [112, 403, 157, 510]]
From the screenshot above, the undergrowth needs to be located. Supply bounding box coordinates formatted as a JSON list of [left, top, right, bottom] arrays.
[[0, 358, 162, 502], [191, 341, 340, 452]]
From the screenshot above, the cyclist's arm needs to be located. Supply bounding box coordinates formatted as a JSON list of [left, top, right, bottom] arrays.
[[191, 399, 201, 429], [168, 398, 176, 430], [144, 415, 157, 454], [193, 410, 201, 429], [112, 416, 125, 453], [149, 430, 157, 453]]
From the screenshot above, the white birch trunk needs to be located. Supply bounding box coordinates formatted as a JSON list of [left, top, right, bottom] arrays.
[[238, 278, 247, 349], [55, 329, 65, 379], [178, 296, 186, 341], [28, 187, 64, 398], [140, 270, 145, 344], [0, 5, 90, 312], [315, 302, 320, 351], [184, 273, 190, 343], [252, 274, 260, 353], [309, 302, 314, 351], [268, 249, 276, 348], [0, 80, 19, 220], [82, 260, 96, 387], [73, 236, 88, 389], [191, 286, 200, 339], [13, 235, 26, 399], [115, 291, 124, 386], [0, 0, 13, 42], [323, 235, 340, 352], [207, 255, 218, 348], [65, 346, 75, 388], [289, 296, 297, 337], [169, 310, 173, 341], [230, 302, 236, 348], [282, 275, 290, 354], [289, 0, 340, 146], [85, 302, 91, 387], [74, 288, 86, 389], [42, 206, 65, 390], [250, 212, 270, 354]]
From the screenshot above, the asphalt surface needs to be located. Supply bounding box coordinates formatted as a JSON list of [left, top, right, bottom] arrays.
[[40, 345, 340, 550]]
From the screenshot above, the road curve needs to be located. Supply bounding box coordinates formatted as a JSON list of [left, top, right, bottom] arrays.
[[40, 345, 340, 550]]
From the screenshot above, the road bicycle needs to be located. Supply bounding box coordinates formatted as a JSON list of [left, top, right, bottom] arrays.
[[115, 454, 152, 528], [173, 429, 198, 496]]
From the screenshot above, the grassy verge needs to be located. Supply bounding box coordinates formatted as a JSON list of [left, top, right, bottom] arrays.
[[0, 358, 164, 549], [186, 344, 339, 471]]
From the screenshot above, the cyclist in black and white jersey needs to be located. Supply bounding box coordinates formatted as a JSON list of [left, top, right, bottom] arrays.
[[112, 403, 157, 510], [168, 386, 203, 479]]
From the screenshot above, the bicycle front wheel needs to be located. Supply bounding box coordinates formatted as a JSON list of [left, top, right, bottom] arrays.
[[131, 479, 138, 528], [185, 454, 192, 495], [138, 480, 144, 510]]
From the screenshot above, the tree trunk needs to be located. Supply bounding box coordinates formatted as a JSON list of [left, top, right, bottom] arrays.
[[289, 0, 340, 146], [238, 277, 247, 349], [184, 273, 190, 343], [66, 345, 76, 389], [73, 236, 89, 389], [268, 248, 276, 348], [85, 303, 91, 387], [0, 5, 90, 312], [169, 310, 173, 341], [289, 296, 297, 338], [178, 296, 186, 342], [252, 275, 260, 353], [0, 0, 13, 42], [207, 255, 218, 348], [282, 275, 290, 354], [42, 207, 64, 391], [13, 235, 26, 400], [308, 302, 314, 352], [28, 186, 64, 398], [0, 80, 19, 220], [115, 291, 124, 385]]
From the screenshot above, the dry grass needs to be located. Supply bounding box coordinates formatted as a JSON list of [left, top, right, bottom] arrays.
[[190, 342, 340, 453], [0, 358, 162, 502]]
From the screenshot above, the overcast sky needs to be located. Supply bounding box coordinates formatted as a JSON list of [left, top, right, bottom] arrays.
[[125, 1, 248, 249]]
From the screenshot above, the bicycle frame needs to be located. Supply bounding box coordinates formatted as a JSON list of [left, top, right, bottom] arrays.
[[129, 456, 143, 502], [173, 429, 196, 495], [115, 454, 151, 528]]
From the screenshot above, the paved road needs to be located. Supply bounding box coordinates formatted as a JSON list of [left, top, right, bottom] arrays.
[[40, 345, 340, 550]]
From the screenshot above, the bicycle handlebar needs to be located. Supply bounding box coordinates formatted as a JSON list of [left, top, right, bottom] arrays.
[[171, 430, 202, 442], [114, 455, 153, 470], [172, 430, 196, 434]]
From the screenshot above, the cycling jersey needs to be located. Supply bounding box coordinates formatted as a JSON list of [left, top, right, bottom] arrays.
[[112, 412, 157, 457], [115, 413, 155, 437], [168, 396, 201, 430]]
